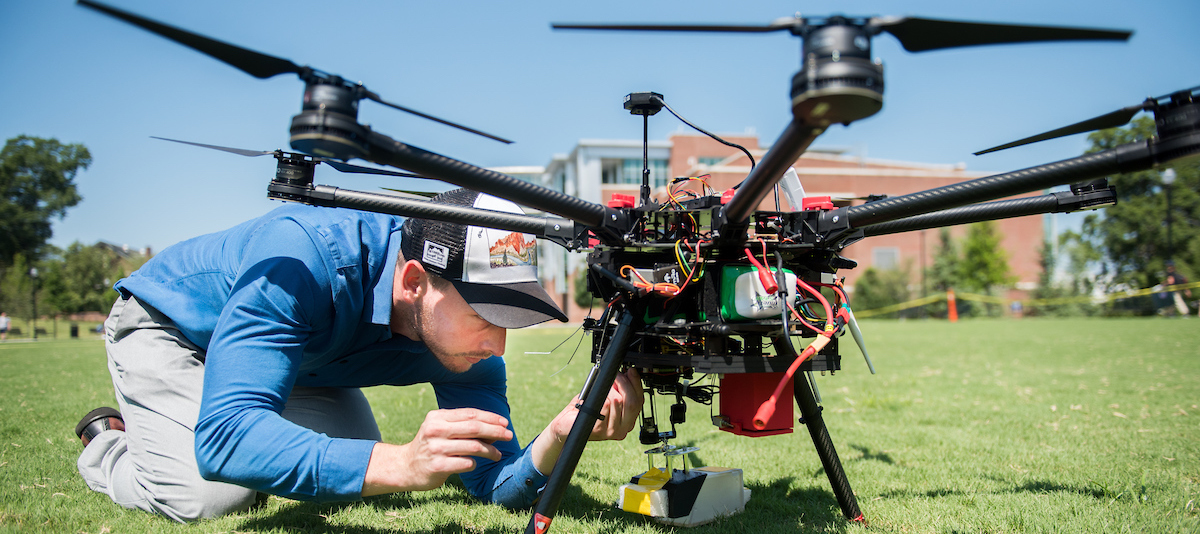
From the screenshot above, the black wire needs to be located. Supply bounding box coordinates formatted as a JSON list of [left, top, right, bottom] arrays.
[[651, 95, 756, 172], [682, 384, 717, 405], [775, 251, 789, 336]]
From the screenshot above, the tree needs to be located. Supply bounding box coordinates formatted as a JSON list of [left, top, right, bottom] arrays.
[[923, 228, 960, 317], [0, 253, 35, 323], [1029, 231, 1098, 317], [958, 221, 1014, 292], [0, 135, 91, 267], [956, 221, 1014, 316], [41, 242, 140, 315], [852, 263, 913, 318], [926, 228, 960, 292], [573, 269, 602, 309], [1079, 116, 1199, 293]]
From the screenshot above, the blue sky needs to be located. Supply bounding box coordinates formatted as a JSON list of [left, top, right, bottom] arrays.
[[2, 0, 1197, 254]]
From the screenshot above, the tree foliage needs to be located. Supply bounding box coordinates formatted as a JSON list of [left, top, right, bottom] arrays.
[[43, 243, 149, 315], [958, 220, 1014, 293], [926, 228, 960, 293], [921, 223, 1013, 317], [0, 253, 36, 321], [0, 243, 151, 321], [922, 228, 960, 317], [573, 269, 602, 309], [852, 264, 913, 318], [1029, 232, 1099, 317], [1080, 116, 1199, 291], [0, 136, 91, 267]]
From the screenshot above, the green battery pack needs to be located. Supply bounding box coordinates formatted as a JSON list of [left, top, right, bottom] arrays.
[[719, 264, 797, 321]]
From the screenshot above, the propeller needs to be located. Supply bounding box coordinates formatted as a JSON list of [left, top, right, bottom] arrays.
[[553, 15, 1131, 54], [975, 86, 1200, 155], [78, 0, 513, 144], [150, 136, 434, 179], [554, 15, 1131, 128]]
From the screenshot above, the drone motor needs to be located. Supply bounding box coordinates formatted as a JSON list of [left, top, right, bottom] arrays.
[[289, 75, 373, 161], [791, 18, 884, 126]]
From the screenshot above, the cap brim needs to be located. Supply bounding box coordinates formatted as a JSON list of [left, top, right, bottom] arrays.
[[450, 280, 569, 329]]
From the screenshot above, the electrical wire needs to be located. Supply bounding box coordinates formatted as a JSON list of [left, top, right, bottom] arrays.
[[651, 96, 756, 172]]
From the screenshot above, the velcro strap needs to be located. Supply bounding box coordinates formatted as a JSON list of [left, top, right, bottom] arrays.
[[575, 403, 606, 421]]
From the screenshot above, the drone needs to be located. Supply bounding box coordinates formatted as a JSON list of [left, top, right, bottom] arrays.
[[77, 1, 1199, 532]]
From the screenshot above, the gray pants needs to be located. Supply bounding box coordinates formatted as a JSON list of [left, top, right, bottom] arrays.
[[77, 296, 382, 522]]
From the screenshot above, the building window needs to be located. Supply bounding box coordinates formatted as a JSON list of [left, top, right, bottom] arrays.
[[871, 247, 900, 270], [698, 156, 725, 167], [602, 158, 669, 188], [553, 171, 565, 193]]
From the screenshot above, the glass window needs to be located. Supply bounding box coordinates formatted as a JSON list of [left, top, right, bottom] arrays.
[[872, 247, 900, 271], [602, 158, 669, 188]]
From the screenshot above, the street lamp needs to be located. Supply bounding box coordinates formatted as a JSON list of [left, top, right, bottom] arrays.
[[29, 267, 38, 341], [1163, 168, 1176, 261]]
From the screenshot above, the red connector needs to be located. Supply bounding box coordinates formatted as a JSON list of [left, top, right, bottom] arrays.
[[743, 248, 778, 294]]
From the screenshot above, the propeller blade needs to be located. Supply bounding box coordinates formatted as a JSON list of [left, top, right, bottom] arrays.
[[974, 103, 1145, 155], [78, 0, 304, 79], [381, 188, 440, 199], [364, 92, 513, 144], [320, 159, 433, 179], [551, 20, 795, 33], [873, 16, 1131, 52], [150, 136, 275, 157]]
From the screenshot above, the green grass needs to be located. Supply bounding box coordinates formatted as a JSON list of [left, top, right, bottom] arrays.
[[1, 318, 1198, 533]]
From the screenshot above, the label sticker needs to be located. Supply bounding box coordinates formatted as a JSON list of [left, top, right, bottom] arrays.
[[422, 241, 449, 269]]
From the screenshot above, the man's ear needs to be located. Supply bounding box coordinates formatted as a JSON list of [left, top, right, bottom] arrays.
[[394, 259, 428, 305]]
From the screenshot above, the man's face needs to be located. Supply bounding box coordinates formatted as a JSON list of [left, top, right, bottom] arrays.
[[408, 278, 507, 373]]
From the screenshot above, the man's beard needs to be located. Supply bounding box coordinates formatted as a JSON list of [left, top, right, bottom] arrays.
[[412, 295, 492, 373]]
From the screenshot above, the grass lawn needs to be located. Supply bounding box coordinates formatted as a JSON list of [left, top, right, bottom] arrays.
[[0, 318, 1197, 533]]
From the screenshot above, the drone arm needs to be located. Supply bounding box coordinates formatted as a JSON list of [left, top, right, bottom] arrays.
[[359, 130, 611, 230], [841, 140, 1152, 229], [859, 185, 1116, 237], [267, 182, 575, 241], [721, 120, 825, 229]]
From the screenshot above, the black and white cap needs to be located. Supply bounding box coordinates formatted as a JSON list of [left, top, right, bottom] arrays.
[[401, 188, 568, 328]]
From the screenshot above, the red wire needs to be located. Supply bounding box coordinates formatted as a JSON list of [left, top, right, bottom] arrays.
[[796, 278, 834, 332], [788, 301, 825, 335]]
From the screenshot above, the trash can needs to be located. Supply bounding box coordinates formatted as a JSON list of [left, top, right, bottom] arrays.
[[70, 323, 79, 338]]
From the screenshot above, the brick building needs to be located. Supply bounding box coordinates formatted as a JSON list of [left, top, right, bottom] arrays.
[[492, 133, 1044, 323]]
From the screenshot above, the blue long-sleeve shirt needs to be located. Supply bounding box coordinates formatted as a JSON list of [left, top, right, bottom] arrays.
[[114, 203, 547, 506]]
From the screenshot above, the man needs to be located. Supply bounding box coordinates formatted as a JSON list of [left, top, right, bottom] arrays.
[[0, 312, 9, 340], [74, 189, 642, 522], [1164, 261, 1192, 316]]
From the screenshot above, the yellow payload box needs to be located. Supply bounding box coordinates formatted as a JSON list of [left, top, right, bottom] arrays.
[[617, 465, 751, 527]]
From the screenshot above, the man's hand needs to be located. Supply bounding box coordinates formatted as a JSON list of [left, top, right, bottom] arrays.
[[531, 368, 645, 474], [362, 408, 513, 496]]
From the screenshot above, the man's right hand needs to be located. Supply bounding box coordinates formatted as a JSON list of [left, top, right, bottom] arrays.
[[362, 408, 513, 496]]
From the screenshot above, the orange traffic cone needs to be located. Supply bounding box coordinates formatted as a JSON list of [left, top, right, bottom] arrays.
[[947, 289, 958, 323]]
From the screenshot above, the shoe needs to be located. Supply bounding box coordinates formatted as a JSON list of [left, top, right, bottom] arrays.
[[75, 407, 124, 447]]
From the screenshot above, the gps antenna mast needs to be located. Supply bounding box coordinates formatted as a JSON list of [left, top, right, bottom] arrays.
[[625, 92, 664, 206]]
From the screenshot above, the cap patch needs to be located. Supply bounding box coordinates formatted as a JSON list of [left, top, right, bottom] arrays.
[[489, 232, 537, 268], [423, 241, 449, 269]]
